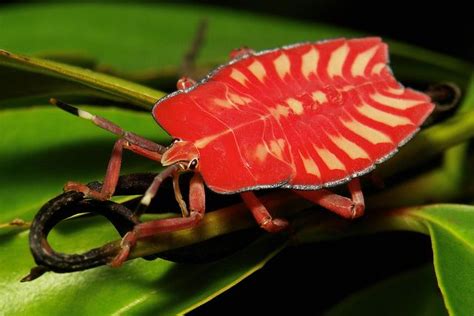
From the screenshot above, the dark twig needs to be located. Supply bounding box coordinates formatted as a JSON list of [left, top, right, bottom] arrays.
[[22, 174, 158, 281], [427, 82, 462, 113]]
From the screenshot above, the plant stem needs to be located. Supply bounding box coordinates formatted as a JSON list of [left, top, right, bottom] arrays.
[[378, 109, 474, 179]]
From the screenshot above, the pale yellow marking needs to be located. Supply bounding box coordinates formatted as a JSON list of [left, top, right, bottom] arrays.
[[341, 85, 355, 91], [351, 46, 378, 77], [270, 104, 290, 120], [328, 44, 349, 78], [270, 140, 283, 159], [329, 135, 370, 160], [314, 146, 346, 171], [77, 109, 94, 120], [387, 87, 404, 95], [286, 98, 303, 115], [312, 91, 327, 103], [230, 68, 248, 86], [371, 92, 422, 110], [213, 98, 234, 109], [191, 114, 279, 149], [195, 130, 229, 149], [228, 93, 252, 106], [255, 143, 268, 162], [371, 63, 385, 74], [341, 117, 392, 144], [277, 138, 285, 149], [301, 48, 319, 79], [248, 60, 267, 82], [357, 103, 413, 127], [273, 53, 291, 79], [299, 153, 321, 177]]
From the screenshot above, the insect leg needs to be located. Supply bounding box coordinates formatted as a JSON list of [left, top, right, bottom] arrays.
[[176, 77, 197, 90], [294, 178, 365, 219], [110, 172, 206, 267], [240, 191, 289, 233], [51, 99, 165, 200], [64, 138, 162, 201]]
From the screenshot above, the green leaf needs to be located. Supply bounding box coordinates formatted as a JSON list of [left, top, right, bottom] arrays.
[[0, 106, 169, 222], [402, 205, 474, 316], [325, 265, 448, 316], [0, 50, 164, 108], [0, 4, 470, 104], [294, 204, 474, 316], [0, 222, 284, 315], [0, 4, 354, 70]]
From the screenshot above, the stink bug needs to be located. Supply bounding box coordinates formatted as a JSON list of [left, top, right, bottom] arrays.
[[50, 37, 434, 267]]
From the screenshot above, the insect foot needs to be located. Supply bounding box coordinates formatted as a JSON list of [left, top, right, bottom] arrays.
[[260, 217, 290, 233], [64, 181, 110, 201], [109, 231, 137, 268]]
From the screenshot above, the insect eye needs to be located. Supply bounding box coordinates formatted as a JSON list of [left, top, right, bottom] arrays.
[[188, 158, 198, 170]]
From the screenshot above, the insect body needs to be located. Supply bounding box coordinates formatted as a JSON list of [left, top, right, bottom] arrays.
[[53, 37, 434, 267]]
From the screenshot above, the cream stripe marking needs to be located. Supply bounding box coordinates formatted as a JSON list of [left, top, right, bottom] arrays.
[[328, 44, 349, 78], [371, 63, 385, 74], [351, 46, 379, 77], [228, 93, 252, 106], [270, 104, 290, 120], [301, 48, 319, 79], [269, 116, 296, 169], [213, 98, 235, 109], [312, 91, 327, 103], [286, 98, 303, 115], [341, 116, 392, 144], [254, 143, 268, 162], [195, 129, 230, 149], [387, 87, 404, 95], [357, 103, 413, 127], [314, 145, 346, 170], [248, 60, 267, 82], [270, 139, 284, 160], [273, 53, 291, 79], [299, 153, 321, 177], [329, 135, 370, 160], [371, 92, 422, 110], [195, 112, 273, 148], [230, 68, 248, 86]]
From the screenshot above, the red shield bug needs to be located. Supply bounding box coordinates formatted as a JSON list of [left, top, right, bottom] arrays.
[[49, 37, 435, 267]]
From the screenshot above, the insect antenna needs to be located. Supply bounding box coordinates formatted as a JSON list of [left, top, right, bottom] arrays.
[[50, 98, 167, 153]]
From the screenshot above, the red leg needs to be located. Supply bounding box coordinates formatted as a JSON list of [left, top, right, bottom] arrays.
[[110, 172, 206, 267], [64, 138, 163, 201], [229, 47, 255, 59], [52, 99, 166, 200], [294, 178, 365, 219], [135, 164, 181, 215], [240, 191, 289, 233], [177, 77, 197, 90]]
